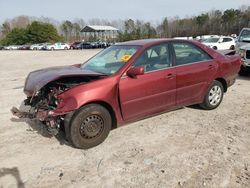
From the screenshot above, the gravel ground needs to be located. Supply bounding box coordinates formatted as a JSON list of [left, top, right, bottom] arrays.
[[0, 50, 249, 188]]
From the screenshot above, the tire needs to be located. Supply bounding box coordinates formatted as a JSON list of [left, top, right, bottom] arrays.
[[200, 80, 224, 110], [230, 45, 235, 50], [68, 104, 112, 149], [212, 46, 217, 50], [51, 47, 54, 51], [64, 47, 68, 50]]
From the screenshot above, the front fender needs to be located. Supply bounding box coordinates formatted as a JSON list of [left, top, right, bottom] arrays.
[[52, 76, 124, 124]]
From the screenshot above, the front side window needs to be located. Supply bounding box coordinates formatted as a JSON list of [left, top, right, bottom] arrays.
[[173, 43, 211, 66], [133, 44, 171, 72], [81, 45, 140, 75]]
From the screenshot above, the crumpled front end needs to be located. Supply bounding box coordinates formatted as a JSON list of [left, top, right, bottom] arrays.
[[11, 81, 73, 135]]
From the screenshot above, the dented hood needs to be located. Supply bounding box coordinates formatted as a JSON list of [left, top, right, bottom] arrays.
[[24, 65, 103, 96]]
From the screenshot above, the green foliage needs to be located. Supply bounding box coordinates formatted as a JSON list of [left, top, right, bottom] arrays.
[[1, 21, 62, 45], [26, 21, 63, 43], [1, 28, 27, 45], [119, 19, 157, 41]]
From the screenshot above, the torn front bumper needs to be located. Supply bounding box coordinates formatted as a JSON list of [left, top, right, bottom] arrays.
[[11, 106, 69, 135]]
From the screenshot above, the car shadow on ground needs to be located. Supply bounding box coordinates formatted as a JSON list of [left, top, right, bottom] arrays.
[[237, 75, 250, 81], [186, 104, 204, 110], [10, 101, 70, 147]]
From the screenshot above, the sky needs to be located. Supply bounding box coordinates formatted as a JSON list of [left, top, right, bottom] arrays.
[[0, 0, 249, 23]]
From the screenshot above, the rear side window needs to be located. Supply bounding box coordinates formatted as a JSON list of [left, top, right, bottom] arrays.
[[173, 43, 211, 66]]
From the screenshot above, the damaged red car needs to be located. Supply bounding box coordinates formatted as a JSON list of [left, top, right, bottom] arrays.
[[12, 39, 241, 149]]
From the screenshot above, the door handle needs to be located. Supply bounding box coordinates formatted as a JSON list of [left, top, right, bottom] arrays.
[[209, 65, 215, 69], [165, 73, 176, 79]]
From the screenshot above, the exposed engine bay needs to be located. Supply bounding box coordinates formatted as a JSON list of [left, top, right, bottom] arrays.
[[11, 75, 103, 135]]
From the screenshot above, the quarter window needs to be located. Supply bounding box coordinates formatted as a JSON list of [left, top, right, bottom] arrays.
[[133, 44, 171, 72], [173, 43, 211, 66]]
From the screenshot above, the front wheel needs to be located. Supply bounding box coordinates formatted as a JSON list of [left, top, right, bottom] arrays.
[[200, 80, 224, 110], [69, 104, 112, 149]]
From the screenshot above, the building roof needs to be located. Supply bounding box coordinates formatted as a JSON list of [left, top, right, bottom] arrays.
[[81, 25, 119, 32]]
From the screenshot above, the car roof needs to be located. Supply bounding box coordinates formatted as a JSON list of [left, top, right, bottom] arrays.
[[115, 39, 205, 49], [241, 28, 250, 31], [117, 39, 173, 46]]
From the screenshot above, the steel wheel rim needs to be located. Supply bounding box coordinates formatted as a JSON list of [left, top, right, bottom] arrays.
[[80, 115, 104, 139], [208, 85, 222, 106]]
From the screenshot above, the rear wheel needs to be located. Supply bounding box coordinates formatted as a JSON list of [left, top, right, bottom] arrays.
[[200, 80, 224, 110], [68, 104, 112, 149], [64, 47, 68, 50], [212, 46, 217, 50], [230, 45, 235, 50]]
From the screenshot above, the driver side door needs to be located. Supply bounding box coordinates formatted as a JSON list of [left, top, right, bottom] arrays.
[[119, 43, 176, 121]]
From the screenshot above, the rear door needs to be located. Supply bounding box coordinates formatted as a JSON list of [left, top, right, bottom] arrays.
[[172, 42, 217, 106], [119, 43, 176, 121]]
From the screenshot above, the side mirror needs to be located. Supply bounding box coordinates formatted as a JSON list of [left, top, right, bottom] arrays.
[[127, 66, 144, 78]]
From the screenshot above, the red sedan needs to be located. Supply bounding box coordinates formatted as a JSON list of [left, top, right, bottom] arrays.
[[12, 39, 241, 149]]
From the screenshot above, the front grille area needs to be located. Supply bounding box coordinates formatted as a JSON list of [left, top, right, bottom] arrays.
[[246, 50, 250, 59]]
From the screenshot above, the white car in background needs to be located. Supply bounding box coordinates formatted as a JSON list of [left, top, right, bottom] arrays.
[[30, 43, 46, 50], [4, 45, 20, 50], [202, 36, 236, 50], [45, 43, 70, 50]]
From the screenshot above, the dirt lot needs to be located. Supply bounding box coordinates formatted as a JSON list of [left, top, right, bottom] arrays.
[[0, 50, 249, 188]]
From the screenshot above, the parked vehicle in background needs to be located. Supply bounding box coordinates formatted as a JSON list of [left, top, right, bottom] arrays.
[[30, 43, 46, 50], [174, 37, 193, 40], [70, 42, 81, 49], [0, 46, 4, 50], [18, 45, 30, 50], [238, 46, 250, 75], [4, 45, 20, 50], [45, 43, 70, 50], [12, 39, 241, 149], [236, 28, 250, 75], [75, 42, 94, 49], [202, 36, 236, 50]]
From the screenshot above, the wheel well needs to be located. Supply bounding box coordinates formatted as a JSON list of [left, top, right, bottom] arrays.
[[215, 78, 227, 92], [84, 101, 118, 130]]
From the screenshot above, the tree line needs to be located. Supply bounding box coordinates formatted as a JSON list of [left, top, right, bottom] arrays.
[[1, 5, 250, 45]]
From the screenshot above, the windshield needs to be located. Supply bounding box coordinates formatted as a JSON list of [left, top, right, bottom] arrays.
[[239, 29, 250, 42], [81, 45, 140, 75], [204, 38, 219, 43]]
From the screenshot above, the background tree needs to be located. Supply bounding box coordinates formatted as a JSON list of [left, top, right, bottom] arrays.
[[1, 28, 27, 45], [1, 21, 62, 45]]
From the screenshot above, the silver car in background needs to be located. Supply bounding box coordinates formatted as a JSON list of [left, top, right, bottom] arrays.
[[236, 28, 250, 75]]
